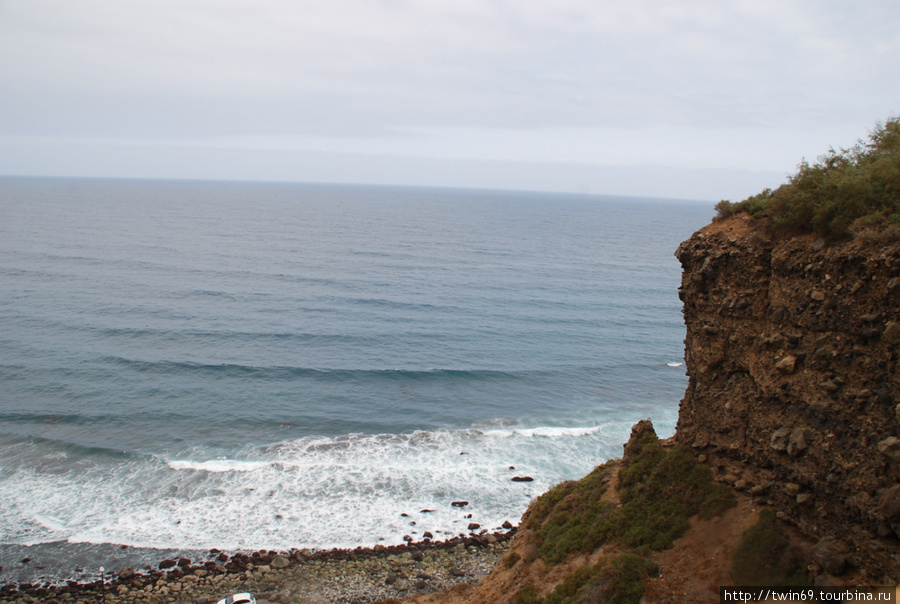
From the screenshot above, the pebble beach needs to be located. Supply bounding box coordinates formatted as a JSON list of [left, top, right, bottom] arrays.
[[0, 530, 513, 604]]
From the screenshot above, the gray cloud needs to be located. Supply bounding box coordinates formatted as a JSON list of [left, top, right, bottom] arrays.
[[1, 0, 898, 199]]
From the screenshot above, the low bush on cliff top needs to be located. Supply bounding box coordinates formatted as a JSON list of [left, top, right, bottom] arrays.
[[527, 431, 735, 565], [717, 117, 900, 239]]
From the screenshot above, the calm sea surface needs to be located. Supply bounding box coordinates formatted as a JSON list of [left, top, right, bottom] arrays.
[[0, 177, 711, 583]]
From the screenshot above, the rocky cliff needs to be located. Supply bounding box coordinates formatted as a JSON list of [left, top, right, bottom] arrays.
[[675, 213, 900, 582]]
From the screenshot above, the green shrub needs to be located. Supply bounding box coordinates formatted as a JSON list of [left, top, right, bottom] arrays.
[[732, 509, 810, 586], [528, 433, 735, 565], [541, 553, 657, 604], [726, 117, 900, 239], [715, 200, 734, 219], [514, 585, 540, 604], [616, 443, 735, 553]]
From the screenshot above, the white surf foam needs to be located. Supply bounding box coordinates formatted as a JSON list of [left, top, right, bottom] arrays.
[[0, 419, 671, 552], [166, 459, 270, 472]]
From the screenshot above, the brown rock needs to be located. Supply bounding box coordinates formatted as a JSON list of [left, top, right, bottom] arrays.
[[810, 539, 848, 575], [623, 419, 658, 462], [775, 355, 797, 374], [674, 216, 900, 584], [787, 428, 813, 457], [883, 321, 900, 345], [878, 485, 900, 519], [878, 437, 900, 480], [770, 427, 791, 451]]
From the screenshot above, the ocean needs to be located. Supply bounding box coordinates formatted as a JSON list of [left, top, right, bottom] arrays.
[[0, 177, 711, 584]]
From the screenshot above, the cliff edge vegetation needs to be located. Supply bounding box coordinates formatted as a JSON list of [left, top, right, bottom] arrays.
[[715, 117, 900, 240]]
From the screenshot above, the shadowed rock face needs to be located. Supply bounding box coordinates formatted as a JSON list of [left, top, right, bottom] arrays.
[[675, 213, 900, 581]]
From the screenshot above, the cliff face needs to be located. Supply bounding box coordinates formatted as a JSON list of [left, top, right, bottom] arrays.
[[675, 213, 900, 580]]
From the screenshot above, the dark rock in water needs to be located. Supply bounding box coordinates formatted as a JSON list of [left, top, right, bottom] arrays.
[[423, 531, 434, 539], [451, 501, 468, 507], [177, 557, 191, 567], [502, 520, 514, 529], [467, 523, 480, 530], [159, 559, 177, 569], [511, 476, 533, 482], [459, 452, 469, 455], [400, 513, 409, 517], [420, 509, 435, 513], [217, 552, 229, 562], [403, 535, 413, 542], [508, 466, 515, 470], [465, 514, 472, 518], [20, 558, 30, 564]]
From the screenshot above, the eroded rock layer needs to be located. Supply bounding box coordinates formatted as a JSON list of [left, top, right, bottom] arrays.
[[675, 213, 900, 581]]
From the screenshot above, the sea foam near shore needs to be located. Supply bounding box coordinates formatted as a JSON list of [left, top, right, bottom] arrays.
[[0, 178, 710, 585]]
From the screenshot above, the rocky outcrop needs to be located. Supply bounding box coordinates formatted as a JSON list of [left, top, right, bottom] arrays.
[[675, 213, 900, 582]]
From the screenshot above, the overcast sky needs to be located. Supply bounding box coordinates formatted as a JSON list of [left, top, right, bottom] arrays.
[[1, 0, 898, 201]]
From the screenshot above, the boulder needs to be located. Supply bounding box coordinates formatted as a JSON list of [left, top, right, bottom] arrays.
[[878, 485, 900, 520], [787, 428, 813, 457], [776, 355, 797, 374], [878, 437, 900, 481], [810, 539, 848, 575], [883, 321, 900, 345], [770, 427, 791, 451]]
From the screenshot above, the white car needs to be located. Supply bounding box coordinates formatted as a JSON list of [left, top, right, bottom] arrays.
[[216, 594, 256, 604]]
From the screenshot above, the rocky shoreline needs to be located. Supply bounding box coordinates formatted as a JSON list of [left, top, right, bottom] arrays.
[[0, 529, 514, 604]]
